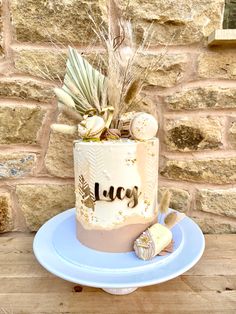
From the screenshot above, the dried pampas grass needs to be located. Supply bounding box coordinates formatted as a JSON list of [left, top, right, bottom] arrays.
[[37, 0, 181, 131]]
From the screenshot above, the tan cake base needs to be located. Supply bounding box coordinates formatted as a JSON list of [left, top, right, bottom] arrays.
[[76, 217, 157, 253]]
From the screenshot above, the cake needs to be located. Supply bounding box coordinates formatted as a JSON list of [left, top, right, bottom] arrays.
[[51, 2, 164, 255], [73, 138, 159, 252]]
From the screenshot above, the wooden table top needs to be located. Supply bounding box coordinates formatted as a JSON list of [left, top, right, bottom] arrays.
[[0, 234, 235, 313]]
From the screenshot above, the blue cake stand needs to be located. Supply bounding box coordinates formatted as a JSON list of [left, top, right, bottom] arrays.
[[33, 208, 205, 295]]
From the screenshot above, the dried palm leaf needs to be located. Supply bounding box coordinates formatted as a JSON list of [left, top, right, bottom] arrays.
[[55, 47, 106, 120]]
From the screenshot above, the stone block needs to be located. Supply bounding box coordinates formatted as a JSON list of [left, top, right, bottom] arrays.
[[159, 187, 190, 212], [134, 53, 188, 87], [196, 189, 236, 218], [14, 49, 67, 80], [166, 87, 236, 110], [0, 105, 45, 144], [0, 79, 54, 102], [165, 117, 222, 151], [0, 192, 13, 232], [100, 0, 224, 45], [0, 0, 3, 57], [14, 49, 104, 80], [16, 183, 75, 231], [0, 153, 36, 179], [192, 216, 236, 234], [161, 157, 236, 184], [10, 0, 102, 44], [229, 121, 236, 148], [198, 52, 236, 79]]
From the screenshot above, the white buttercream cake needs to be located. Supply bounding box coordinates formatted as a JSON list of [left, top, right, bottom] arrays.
[[73, 138, 159, 252]]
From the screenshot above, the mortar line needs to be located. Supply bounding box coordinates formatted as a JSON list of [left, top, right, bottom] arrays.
[[0, 177, 75, 185], [1, 0, 15, 74], [144, 79, 236, 96], [0, 98, 55, 107], [159, 177, 236, 189], [191, 210, 236, 224], [0, 74, 57, 86], [163, 110, 236, 118], [162, 149, 236, 159]]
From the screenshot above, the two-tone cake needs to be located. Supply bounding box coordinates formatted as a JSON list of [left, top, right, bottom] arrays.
[[73, 138, 159, 252], [51, 1, 162, 255], [50, 1, 190, 263]]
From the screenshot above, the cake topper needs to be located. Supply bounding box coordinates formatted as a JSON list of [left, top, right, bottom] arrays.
[[50, 1, 161, 142]]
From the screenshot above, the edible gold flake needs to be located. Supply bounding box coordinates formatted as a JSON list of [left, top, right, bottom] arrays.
[[136, 233, 152, 248]]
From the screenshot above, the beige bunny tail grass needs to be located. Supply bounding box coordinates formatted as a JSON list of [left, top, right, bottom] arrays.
[[164, 212, 178, 229], [164, 212, 186, 229], [51, 124, 77, 135], [124, 79, 143, 107], [58, 102, 83, 122], [159, 190, 172, 214]]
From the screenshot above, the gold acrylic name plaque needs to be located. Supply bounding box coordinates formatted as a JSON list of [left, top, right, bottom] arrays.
[[78, 174, 141, 209], [94, 182, 141, 208]]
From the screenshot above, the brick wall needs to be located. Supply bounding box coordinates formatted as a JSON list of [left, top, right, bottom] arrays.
[[0, 0, 236, 233]]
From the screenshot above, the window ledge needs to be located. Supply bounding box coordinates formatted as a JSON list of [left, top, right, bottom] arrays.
[[208, 29, 236, 46]]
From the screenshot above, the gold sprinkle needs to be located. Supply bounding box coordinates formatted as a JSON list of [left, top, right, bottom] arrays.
[[136, 233, 152, 248]]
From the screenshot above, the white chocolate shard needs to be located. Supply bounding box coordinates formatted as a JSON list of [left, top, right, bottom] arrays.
[[134, 223, 172, 260], [78, 115, 105, 138], [118, 111, 138, 137]]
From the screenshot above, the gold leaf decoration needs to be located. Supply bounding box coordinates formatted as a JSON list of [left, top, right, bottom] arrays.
[[78, 175, 95, 210]]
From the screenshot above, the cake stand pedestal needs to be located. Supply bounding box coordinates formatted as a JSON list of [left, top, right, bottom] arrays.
[[102, 287, 138, 295], [33, 208, 205, 295]]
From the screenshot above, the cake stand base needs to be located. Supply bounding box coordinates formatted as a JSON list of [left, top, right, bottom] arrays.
[[102, 287, 138, 295], [33, 208, 205, 295]]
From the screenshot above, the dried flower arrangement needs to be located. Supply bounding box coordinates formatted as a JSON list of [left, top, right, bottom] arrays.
[[51, 0, 162, 142]]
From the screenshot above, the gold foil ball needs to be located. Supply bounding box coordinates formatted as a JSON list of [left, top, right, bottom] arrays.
[[130, 113, 158, 140]]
